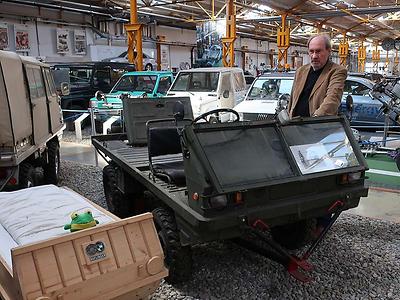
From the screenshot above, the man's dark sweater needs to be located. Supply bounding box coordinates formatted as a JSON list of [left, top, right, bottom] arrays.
[[292, 65, 325, 117]]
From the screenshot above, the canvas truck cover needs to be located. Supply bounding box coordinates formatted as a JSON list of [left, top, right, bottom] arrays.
[[0, 51, 32, 149]]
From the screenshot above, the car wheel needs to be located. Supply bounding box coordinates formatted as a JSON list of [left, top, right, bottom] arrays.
[[152, 207, 192, 283], [271, 218, 317, 250], [145, 63, 153, 71], [102, 164, 133, 217], [43, 139, 60, 185]]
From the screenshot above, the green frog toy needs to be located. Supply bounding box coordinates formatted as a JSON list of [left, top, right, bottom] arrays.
[[64, 210, 99, 232]]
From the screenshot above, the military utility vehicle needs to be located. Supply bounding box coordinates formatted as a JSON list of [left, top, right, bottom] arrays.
[[92, 99, 369, 283], [0, 50, 64, 191]]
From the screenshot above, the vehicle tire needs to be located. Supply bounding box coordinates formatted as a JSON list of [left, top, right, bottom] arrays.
[[271, 218, 317, 250], [145, 63, 153, 71], [152, 207, 192, 283], [19, 163, 38, 189], [43, 139, 60, 185], [103, 164, 132, 217]]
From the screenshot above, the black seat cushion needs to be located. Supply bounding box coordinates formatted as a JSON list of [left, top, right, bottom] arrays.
[[153, 161, 186, 186]]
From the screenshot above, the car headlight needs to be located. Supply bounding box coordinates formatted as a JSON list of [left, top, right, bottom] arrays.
[[209, 195, 228, 209], [90, 100, 98, 108], [237, 112, 244, 121]]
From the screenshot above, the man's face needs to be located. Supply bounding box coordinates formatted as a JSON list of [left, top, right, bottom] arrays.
[[308, 36, 330, 70]]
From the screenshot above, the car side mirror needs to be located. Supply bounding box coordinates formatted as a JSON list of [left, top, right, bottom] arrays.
[[276, 93, 290, 114], [60, 82, 70, 96], [173, 101, 185, 122], [346, 95, 353, 112], [95, 90, 105, 101], [223, 90, 230, 98]]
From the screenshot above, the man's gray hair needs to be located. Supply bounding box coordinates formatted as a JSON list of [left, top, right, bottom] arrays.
[[307, 34, 332, 50]]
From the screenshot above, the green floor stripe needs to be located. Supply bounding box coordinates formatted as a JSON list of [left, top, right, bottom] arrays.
[[365, 154, 399, 188], [365, 155, 399, 173]]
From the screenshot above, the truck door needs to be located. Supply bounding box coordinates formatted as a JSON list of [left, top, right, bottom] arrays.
[[218, 72, 234, 108], [155, 76, 172, 96], [26, 65, 51, 145], [43, 67, 63, 134]]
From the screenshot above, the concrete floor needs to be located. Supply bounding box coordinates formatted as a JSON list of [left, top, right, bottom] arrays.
[[60, 140, 400, 223]]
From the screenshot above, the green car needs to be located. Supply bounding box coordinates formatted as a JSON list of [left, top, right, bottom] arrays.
[[90, 71, 174, 132], [91, 71, 174, 110]]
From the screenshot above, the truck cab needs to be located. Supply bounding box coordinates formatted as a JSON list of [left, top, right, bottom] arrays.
[[166, 67, 247, 118]]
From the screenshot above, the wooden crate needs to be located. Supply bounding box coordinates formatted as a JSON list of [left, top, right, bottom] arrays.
[[0, 212, 167, 300]]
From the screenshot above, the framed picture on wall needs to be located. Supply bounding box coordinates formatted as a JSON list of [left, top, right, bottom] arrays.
[[74, 29, 86, 55], [15, 25, 30, 51], [56, 29, 70, 54], [0, 24, 9, 50]]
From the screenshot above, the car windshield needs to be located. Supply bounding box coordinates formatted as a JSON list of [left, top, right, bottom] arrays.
[[51, 67, 93, 87], [170, 72, 219, 92], [247, 78, 294, 100], [111, 75, 157, 93]]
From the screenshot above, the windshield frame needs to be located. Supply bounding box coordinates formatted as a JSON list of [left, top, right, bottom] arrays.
[[246, 77, 294, 101], [110, 74, 158, 93], [170, 71, 220, 92]]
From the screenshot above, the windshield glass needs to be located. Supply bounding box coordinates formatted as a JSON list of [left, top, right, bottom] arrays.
[[247, 78, 294, 100], [170, 72, 219, 92], [111, 75, 157, 93], [282, 122, 360, 174]]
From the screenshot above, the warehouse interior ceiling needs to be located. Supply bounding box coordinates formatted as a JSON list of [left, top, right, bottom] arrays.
[[4, 0, 400, 47]]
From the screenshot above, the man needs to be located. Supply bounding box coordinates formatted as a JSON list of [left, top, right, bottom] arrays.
[[288, 34, 347, 118]]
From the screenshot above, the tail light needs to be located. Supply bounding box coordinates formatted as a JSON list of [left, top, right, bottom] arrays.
[[339, 172, 362, 184]]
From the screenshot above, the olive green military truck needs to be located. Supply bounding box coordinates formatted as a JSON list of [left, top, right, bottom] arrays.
[[0, 50, 64, 190], [92, 98, 368, 283]]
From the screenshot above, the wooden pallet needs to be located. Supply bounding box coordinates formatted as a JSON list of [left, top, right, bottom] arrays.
[[0, 192, 167, 300]]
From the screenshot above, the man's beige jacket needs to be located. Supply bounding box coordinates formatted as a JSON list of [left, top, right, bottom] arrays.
[[288, 60, 347, 118]]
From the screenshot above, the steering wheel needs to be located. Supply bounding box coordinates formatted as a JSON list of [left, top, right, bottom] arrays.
[[192, 108, 240, 124]]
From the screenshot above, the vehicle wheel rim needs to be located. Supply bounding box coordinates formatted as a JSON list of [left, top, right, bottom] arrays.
[[27, 180, 33, 188]]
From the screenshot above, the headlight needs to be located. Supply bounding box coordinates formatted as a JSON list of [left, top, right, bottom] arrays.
[[90, 100, 98, 108], [209, 195, 228, 209], [238, 112, 244, 121], [339, 172, 362, 184]]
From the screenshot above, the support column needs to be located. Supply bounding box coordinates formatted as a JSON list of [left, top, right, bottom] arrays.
[[372, 43, 380, 73], [222, 0, 236, 67], [393, 50, 399, 75], [125, 0, 143, 70], [339, 32, 349, 67], [385, 50, 390, 73], [357, 39, 366, 73], [277, 14, 290, 71]]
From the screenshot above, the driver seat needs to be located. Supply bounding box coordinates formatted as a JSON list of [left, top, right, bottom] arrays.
[[147, 123, 186, 186]]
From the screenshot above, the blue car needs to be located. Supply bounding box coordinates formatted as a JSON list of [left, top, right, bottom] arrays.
[[339, 76, 396, 128]]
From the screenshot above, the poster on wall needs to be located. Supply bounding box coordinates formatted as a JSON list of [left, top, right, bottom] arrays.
[[15, 26, 30, 51], [160, 44, 170, 70], [74, 29, 86, 55], [195, 19, 225, 67], [0, 24, 9, 50], [56, 29, 69, 53]]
